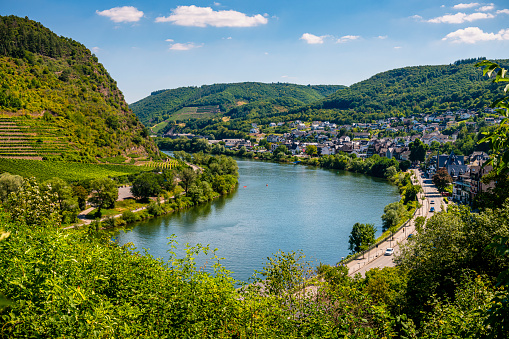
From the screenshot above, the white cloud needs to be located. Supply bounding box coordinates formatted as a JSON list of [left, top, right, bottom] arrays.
[[411, 15, 423, 20], [442, 27, 509, 43], [337, 35, 360, 43], [91, 47, 100, 54], [300, 33, 326, 44], [165, 39, 174, 42], [394, 46, 402, 49], [453, 3, 480, 10], [96, 6, 144, 23], [498, 9, 509, 14], [428, 12, 494, 23], [169, 42, 204, 51], [377, 35, 388, 39], [155, 5, 268, 27], [477, 4, 494, 11], [214, 2, 221, 6]]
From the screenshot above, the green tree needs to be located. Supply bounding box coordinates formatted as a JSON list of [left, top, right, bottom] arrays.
[[409, 138, 428, 163], [398, 204, 509, 323], [177, 167, 197, 194], [131, 172, 163, 201], [381, 201, 407, 232], [476, 60, 509, 175], [432, 167, 453, 193], [403, 183, 422, 204], [161, 169, 176, 192], [45, 178, 79, 224], [44, 177, 72, 211], [72, 184, 88, 210], [306, 144, 318, 156], [399, 160, 411, 172], [6, 177, 60, 226], [0, 172, 23, 202], [88, 178, 118, 215], [212, 174, 237, 194], [348, 222, 377, 254]]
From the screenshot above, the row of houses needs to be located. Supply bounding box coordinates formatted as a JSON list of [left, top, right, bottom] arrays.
[[426, 151, 493, 206]]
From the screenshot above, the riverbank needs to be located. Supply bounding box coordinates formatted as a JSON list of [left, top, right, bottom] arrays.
[[160, 144, 407, 181], [347, 169, 447, 277], [70, 153, 238, 231], [114, 157, 400, 282]]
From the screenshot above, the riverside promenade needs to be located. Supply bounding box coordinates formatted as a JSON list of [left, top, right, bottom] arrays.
[[347, 169, 445, 277]]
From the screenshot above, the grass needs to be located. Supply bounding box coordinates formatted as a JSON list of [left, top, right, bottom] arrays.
[[86, 200, 146, 218]]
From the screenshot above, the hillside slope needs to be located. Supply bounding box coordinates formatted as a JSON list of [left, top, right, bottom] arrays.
[[303, 58, 508, 121], [130, 82, 345, 126], [0, 15, 159, 162]]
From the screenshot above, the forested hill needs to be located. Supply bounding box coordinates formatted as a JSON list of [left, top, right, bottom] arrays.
[[299, 58, 509, 122], [0, 15, 159, 163], [130, 82, 345, 126]]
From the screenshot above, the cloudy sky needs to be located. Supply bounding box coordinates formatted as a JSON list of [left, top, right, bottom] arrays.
[[3, 1, 509, 103]]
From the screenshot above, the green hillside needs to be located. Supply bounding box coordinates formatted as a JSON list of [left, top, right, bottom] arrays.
[[0, 15, 159, 163], [301, 58, 508, 122], [130, 82, 345, 127], [134, 58, 509, 140]]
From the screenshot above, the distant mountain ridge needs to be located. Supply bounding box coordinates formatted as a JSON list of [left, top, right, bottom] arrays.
[[311, 57, 506, 116], [130, 82, 345, 126], [133, 58, 508, 134], [0, 15, 159, 162]]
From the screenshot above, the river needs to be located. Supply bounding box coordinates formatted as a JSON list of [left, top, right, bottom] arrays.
[[115, 158, 400, 282]]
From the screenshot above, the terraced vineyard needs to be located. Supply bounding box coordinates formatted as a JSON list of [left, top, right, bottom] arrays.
[[0, 116, 70, 160], [143, 159, 180, 169]]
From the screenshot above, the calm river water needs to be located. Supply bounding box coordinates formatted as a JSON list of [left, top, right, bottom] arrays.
[[115, 159, 400, 282]]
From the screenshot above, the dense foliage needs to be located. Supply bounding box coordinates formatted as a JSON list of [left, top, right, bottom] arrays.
[[308, 58, 507, 120], [134, 58, 508, 141], [0, 15, 159, 162], [131, 82, 345, 126], [1, 197, 508, 337]]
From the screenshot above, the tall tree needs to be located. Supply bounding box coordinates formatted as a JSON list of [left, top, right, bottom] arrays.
[[409, 138, 428, 163], [131, 172, 163, 201], [381, 202, 407, 232], [306, 145, 318, 157], [88, 178, 118, 215], [432, 167, 453, 193], [178, 167, 197, 194], [0, 172, 22, 202], [348, 222, 377, 254]]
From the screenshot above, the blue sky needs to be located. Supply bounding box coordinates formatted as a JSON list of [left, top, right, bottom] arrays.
[[2, 1, 509, 103]]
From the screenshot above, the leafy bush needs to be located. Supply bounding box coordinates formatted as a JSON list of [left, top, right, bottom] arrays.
[[121, 210, 136, 224]]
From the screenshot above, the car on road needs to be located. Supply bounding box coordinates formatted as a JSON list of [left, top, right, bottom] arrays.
[[384, 248, 394, 256], [430, 200, 435, 204], [430, 206, 435, 212]]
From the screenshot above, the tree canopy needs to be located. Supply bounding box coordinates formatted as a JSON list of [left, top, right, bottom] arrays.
[[348, 222, 377, 254]]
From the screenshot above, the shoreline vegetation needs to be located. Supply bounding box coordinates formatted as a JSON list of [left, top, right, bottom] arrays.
[[157, 136, 412, 179], [2, 13, 509, 334], [81, 153, 239, 231], [157, 138, 422, 260], [0, 152, 239, 232]]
